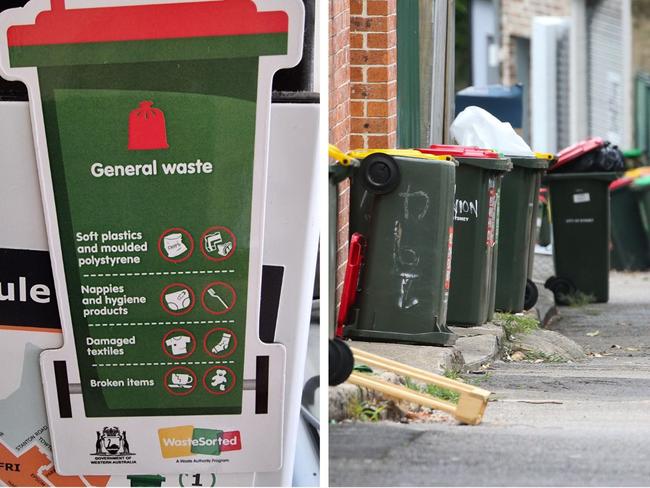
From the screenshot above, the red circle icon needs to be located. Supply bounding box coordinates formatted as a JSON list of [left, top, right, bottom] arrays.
[[158, 227, 194, 263], [202, 365, 236, 395], [160, 283, 195, 316], [200, 282, 236, 315], [164, 366, 197, 396], [200, 226, 237, 262], [203, 328, 238, 359], [162, 328, 196, 360]]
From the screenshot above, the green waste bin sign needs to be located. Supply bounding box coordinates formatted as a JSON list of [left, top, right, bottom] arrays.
[[0, 0, 303, 476]]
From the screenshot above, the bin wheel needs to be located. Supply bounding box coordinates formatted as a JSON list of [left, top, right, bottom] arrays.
[[359, 153, 401, 195], [544, 276, 576, 306], [524, 279, 539, 310], [329, 338, 354, 386]]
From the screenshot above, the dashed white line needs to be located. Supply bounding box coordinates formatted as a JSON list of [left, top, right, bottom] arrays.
[[92, 360, 235, 367], [82, 269, 235, 278], [88, 320, 236, 327]]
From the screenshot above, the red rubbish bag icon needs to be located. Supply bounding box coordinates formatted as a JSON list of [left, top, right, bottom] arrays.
[[128, 101, 169, 150]]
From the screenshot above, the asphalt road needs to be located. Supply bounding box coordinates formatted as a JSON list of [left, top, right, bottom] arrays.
[[330, 271, 650, 486]]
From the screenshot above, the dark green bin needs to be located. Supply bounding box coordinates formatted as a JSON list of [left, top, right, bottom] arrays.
[[544, 172, 617, 304], [420, 146, 512, 326], [610, 176, 650, 271], [344, 149, 458, 346], [494, 155, 550, 313], [631, 174, 650, 238]]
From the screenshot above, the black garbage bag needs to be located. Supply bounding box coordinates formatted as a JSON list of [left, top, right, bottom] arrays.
[[552, 140, 624, 173]]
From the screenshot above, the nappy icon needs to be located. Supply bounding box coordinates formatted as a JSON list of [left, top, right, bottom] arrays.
[[163, 232, 188, 258], [165, 289, 192, 311]]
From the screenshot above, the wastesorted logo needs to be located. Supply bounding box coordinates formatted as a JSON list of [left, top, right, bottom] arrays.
[[158, 426, 241, 459]]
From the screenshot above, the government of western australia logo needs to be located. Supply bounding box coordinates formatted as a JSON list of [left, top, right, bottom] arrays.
[[91, 426, 136, 464]]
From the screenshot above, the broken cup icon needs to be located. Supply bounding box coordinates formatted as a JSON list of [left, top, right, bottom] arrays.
[[163, 232, 188, 258], [165, 289, 191, 311], [170, 373, 194, 389]]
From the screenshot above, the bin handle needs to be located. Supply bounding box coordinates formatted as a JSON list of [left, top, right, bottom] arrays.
[[51, 0, 65, 11], [329, 144, 356, 166], [336, 233, 365, 337]]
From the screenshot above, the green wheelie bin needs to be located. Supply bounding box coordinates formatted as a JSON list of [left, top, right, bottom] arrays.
[[631, 174, 650, 248], [544, 172, 617, 304], [493, 153, 550, 313], [341, 149, 458, 346], [544, 140, 618, 304], [610, 176, 650, 271], [420, 145, 512, 326]]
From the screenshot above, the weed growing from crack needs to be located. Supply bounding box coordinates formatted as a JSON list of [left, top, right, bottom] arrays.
[[521, 350, 565, 363], [404, 376, 460, 404], [494, 312, 540, 336], [348, 398, 387, 422], [559, 291, 596, 307]]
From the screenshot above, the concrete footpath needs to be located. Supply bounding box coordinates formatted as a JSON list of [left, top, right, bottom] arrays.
[[330, 271, 650, 486]]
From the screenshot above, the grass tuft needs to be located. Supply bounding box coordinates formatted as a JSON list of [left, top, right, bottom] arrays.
[[404, 377, 460, 404], [348, 398, 386, 422], [559, 291, 597, 307], [494, 312, 540, 336]]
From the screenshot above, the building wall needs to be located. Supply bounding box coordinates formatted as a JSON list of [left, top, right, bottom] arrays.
[[632, 0, 650, 73], [329, 0, 351, 308], [500, 0, 571, 84], [349, 0, 398, 149]]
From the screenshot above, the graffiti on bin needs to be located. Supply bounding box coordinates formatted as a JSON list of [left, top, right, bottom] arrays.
[[391, 185, 431, 310], [454, 198, 479, 222]]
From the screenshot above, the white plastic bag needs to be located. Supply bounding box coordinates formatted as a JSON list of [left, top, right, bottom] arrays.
[[450, 106, 534, 157]]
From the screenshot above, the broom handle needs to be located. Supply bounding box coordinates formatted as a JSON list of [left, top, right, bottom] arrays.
[[351, 347, 489, 397]]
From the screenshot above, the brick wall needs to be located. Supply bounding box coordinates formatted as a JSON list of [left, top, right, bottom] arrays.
[[349, 0, 398, 149], [500, 0, 570, 84], [329, 0, 351, 310]]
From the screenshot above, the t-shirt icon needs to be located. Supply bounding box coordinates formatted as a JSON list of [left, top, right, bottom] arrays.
[[165, 335, 192, 356]]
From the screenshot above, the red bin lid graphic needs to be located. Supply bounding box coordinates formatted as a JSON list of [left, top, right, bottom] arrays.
[[7, 0, 290, 68], [8, 0, 288, 47]]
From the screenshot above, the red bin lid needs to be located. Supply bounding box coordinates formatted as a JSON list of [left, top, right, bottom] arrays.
[[551, 137, 604, 172], [609, 176, 634, 191], [7, 0, 288, 48], [419, 144, 499, 159]]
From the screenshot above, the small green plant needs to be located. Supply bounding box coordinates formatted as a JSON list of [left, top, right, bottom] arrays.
[[443, 369, 462, 380], [464, 372, 493, 385], [559, 291, 596, 307], [404, 376, 460, 404], [352, 364, 373, 373], [521, 350, 565, 363], [348, 399, 386, 422], [494, 312, 540, 336]]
